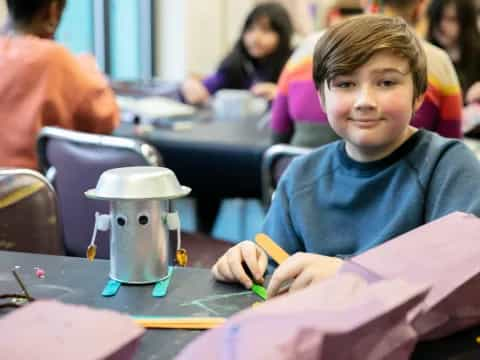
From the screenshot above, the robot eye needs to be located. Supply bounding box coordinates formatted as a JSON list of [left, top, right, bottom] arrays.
[[138, 214, 149, 225], [116, 215, 127, 227]]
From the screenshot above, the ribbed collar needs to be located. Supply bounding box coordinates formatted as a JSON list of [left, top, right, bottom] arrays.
[[337, 130, 425, 175]]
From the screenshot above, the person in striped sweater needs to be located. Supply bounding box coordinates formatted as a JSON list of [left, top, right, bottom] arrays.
[[270, 0, 463, 147]]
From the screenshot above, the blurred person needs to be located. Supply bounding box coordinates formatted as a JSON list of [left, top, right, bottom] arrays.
[[476, 0, 480, 29], [317, 0, 362, 28], [181, 2, 294, 105], [325, 0, 363, 26], [270, 0, 463, 147], [254, 0, 317, 38], [0, 0, 119, 170], [427, 0, 480, 104]]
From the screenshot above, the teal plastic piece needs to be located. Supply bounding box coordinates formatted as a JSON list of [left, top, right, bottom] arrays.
[[102, 279, 121, 297], [251, 284, 267, 300], [152, 267, 174, 297]]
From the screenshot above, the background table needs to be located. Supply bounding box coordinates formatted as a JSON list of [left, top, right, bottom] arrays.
[[115, 111, 271, 233], [112, 79, 271, 200], [115, 112, 270, 200], [112, 81, 272, 233]]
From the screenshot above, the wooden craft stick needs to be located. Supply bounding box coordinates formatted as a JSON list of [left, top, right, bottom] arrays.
[[132, 316, 226, 329], [255, 233, 289, 265]]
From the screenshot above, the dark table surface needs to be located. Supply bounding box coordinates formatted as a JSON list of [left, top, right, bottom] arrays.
[[2, 250, 480, 360], [0, 251, 258, 360], [114, 110, 271, 200]]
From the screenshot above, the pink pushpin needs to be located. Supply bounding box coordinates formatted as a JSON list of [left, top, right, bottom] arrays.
[[35, 267, 46, 279]]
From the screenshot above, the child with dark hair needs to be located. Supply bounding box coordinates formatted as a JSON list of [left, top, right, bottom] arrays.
[[4, 0, 66, 38], [182, 2, 293, 104], [427, 0, 480, 104], [212, 15, 480, 297], [0, 0, 119, 169]]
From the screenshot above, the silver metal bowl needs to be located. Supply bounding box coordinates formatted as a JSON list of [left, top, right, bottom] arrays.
[[85, 166, 191, 200]]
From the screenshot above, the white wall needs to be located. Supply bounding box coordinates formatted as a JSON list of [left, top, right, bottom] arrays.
[[155, 0, 187, 81], [155, 0, 252, 81], [0, 0, 7, 27], [184, 0, 226, 76]]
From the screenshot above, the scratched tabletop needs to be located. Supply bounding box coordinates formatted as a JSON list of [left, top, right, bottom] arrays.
[[0, 251, 258, 360], [3, 251, 480, 360]]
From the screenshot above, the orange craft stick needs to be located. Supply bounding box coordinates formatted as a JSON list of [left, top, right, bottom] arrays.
[[255, 233, 289, 265]]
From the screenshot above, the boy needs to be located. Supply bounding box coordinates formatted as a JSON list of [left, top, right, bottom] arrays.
[[212, 15, 480, 297]]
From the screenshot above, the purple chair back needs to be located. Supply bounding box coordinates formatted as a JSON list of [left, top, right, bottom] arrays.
[[261, 144, 311, 208], [0, 168, 64, 255], [37, 127, 161, 258]]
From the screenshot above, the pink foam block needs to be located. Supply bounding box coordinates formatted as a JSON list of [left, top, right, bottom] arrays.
[[175, 273, 428, 360], [353, 211, 480, 339], [0, 300, 144, 360]]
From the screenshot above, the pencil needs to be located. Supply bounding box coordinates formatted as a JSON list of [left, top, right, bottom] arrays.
[[132, 316, 226, 329], [11, 269, 31, 299]]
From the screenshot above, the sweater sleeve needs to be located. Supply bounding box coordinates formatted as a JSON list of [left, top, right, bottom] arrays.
[[202, 71, 228, 95], [425, 142, 480, 220], [46, 48, 119, 134], [426, 47, 463, 138], [435, 57, 463, 138], [270, 65, 294, 142], [261, 162, 306, 256], [73, 55, 119, 133]]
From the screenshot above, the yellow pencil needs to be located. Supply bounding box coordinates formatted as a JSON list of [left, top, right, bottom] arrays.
[[132, 316, 226, 329]]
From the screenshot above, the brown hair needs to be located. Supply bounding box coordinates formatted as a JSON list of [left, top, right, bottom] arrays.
[[313, 14, 427, 102]]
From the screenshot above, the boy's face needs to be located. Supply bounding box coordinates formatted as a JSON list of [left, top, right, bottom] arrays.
[[320, 50, 424, 162]]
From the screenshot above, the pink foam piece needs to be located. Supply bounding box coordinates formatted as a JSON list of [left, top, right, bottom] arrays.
[[353, 211, 480, 339], [0, 300, 144, 360], [175, 273, 429, 360]]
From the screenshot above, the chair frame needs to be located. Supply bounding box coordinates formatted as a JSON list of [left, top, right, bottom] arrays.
[[0, 167, 64, 254], [37, 127, 161, 181], [36, 127, 162, 258], [261, 144, 311, 208], [0, 168, 56, 193]]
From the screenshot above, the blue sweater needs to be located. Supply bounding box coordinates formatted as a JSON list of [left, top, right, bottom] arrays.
[[262, 130, 480, 258]]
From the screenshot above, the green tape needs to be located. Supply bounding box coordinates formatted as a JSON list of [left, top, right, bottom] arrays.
[[102, 279, 121, 297], [152, 267, 173, 297], [251, 284, 267, 300]]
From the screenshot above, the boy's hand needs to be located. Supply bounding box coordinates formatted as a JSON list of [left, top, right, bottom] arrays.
[[211, 241, 268, 289], [267, 253, 343, 298]]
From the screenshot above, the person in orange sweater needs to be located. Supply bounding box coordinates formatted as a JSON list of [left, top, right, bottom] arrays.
[[0, 0, 119, 170]]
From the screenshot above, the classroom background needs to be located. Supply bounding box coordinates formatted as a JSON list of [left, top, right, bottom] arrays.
[[0, 0, 313, 81], [1, 0, 479, 242], [0, 0, 303, 241]]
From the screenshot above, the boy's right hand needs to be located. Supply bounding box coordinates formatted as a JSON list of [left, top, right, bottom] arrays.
[[211, 240, 268, 289]]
